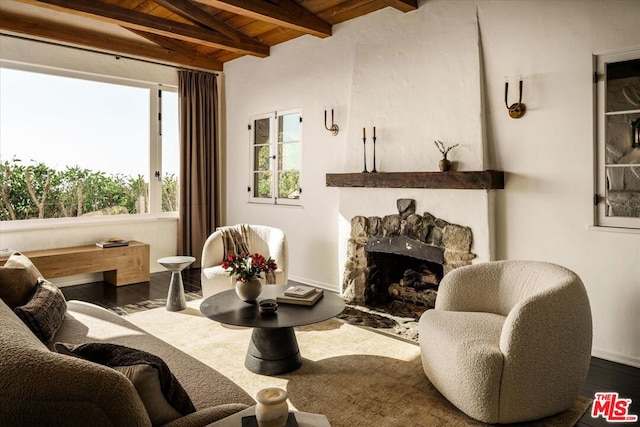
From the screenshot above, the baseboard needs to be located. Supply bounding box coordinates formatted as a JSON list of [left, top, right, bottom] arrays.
[[592, 347, 640, 369], [287, 275, 339, 293]]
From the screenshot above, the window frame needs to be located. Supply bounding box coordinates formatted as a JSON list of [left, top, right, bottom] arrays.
[[248, 109, 302, 206], [0, 61, 179, 224], [157, 86, 180, 216], [594, 48, 640, 230]]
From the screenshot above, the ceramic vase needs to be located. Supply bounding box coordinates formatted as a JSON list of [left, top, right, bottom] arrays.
[[255, 388, 289, 427], [235, 278, 262, 302], [439, 158, 451, 172]]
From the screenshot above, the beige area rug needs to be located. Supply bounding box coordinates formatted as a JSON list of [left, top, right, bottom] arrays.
[[124, 299, 592, 427]]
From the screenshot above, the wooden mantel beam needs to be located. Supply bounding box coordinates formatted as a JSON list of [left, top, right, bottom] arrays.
[[0, 11, 223, 71], [13, 0, 269, 57], [326, 171, 505, 190], [194, 0, 332, 38]]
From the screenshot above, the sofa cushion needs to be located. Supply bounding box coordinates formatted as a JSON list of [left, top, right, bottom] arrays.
[[56, 301, 256, 411], [14, 278, 67, 345], [0, 251, 43, 308], [56, 342, 196, 426]]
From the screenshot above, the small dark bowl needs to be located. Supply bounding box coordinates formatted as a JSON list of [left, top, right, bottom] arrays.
[[258, 299, 278, 315]]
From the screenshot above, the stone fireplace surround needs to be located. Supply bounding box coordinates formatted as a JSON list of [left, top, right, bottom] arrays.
[[341, 198, 475, 319]]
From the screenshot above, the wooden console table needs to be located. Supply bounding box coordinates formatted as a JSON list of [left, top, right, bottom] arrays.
[[0, 241, 150, 286]]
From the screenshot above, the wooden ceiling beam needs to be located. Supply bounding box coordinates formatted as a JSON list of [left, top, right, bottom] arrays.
[[151, 0, 245, 43], [13, 0, 269, 57], [126, 27, 198, 59], [0, 11, 223, 70], [381, 0, 418, 13], [317, 0, 380, 23], [194, 0, 332, 38]]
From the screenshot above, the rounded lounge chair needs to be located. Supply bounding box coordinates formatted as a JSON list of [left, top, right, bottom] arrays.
[[419, 260, 592, 424], [200, 225, 288, 299]]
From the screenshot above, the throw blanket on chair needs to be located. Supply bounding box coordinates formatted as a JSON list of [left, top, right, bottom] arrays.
[[218, 224, 251, 259]]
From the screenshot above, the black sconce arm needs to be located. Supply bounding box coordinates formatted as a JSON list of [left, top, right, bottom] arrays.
[[505, 79, 526, 119], [324, 109, 339, 136]]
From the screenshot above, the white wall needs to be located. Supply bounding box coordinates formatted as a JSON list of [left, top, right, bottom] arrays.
[[224, 0, 640, 367], [0, 36, 181, 281]]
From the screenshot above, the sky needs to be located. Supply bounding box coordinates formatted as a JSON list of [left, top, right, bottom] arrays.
[[0, 67, 178, 179]]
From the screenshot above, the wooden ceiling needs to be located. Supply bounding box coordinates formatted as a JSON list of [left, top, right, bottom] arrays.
[[0, 0, 418, 72]]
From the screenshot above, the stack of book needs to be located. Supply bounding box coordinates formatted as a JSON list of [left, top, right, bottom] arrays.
[[96, 238, 129, 248], [276, 285, 323, 306], [242, 413, 298, 427]]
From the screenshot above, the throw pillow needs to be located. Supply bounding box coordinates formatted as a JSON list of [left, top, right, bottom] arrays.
[[55, 342, 196, 426], [0, 251, 43, 308], [13, 278, 67, 345]]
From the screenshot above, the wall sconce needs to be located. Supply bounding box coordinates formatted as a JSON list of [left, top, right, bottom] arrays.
[[324, 108, 339, 136], [504, 79, 526, 119], [632, 117, 640, 148]]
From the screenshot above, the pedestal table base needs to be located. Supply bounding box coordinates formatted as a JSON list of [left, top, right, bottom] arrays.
[[245, 327, 302, 375]]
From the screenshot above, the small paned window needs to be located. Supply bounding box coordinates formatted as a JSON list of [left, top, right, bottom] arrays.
[[595, 49, 640, 229], [249, 110, 302, 206]]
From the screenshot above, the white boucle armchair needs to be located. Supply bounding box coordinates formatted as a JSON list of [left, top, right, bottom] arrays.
[[419, 260, 592, 424], [200, 225, 288, 299]]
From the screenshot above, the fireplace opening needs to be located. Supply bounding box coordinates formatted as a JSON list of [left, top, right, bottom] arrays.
[[341, 198, 476, 320], [366, 252, 443, 318]]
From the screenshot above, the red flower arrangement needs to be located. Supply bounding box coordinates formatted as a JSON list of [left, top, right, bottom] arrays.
[[221, 252, 277, 283]]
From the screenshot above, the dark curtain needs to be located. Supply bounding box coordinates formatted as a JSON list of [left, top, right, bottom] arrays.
[[177, 69, 220, 266]]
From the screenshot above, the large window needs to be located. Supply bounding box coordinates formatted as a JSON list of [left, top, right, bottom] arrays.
[[249, 109, 302, 205], [595, 49, 640, 229], [0, 64, 178, 222]]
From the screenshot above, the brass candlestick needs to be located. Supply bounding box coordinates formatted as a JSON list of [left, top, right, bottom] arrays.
[[362, 137, 368, 173], [371, 136, 377, 173]]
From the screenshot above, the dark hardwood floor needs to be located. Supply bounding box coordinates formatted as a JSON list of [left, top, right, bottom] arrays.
[[60, 268, 203, 310], [61, 268, 640, 426]]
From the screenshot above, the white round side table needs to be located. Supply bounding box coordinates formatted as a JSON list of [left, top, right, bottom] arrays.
[[157, 256, 196, 311]]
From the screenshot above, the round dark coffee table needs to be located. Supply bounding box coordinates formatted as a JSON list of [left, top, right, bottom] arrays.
[[200, 285, 345, 375]]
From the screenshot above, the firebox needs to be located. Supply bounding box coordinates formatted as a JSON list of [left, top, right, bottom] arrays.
[[342, 199, 475, 319]]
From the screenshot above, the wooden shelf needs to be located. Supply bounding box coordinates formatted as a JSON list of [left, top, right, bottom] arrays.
[[325, 170, 504, 190]]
